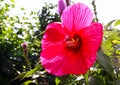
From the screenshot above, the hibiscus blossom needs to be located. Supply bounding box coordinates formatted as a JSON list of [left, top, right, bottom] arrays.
[[40, 3, 103, 76]]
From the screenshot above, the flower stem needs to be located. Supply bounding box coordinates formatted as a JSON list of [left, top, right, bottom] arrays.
[[22, 43, 32, 70], [65, 0, 71, 6], [92, 0, 98, 22], [84, 71, 89, 85], [23, 51, 32, 70]]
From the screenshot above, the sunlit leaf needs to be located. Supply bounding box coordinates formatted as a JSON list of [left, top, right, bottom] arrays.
[[76, 76, 84, 81], [114, 20, 120, 26], [116, 50, 120, 55], [22, 80, 33, 85], [105, 20, 115, 30], [11, 4, 15, 8], [102, 30, 120, 56], [21, 7, 25, 10], [102, 38, 112, 56], [10, 0, 15, 2], [55, 77, 60, 85], [84, 71, 89, 85]]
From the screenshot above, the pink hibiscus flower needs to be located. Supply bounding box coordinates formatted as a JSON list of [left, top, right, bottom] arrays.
[[40, 3, 103, 76]]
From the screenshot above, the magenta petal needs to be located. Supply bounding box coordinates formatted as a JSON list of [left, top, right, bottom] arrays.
[[40, 22, 67, 76], [40, 43, 67, 76], [57, 48, 95, 74], [79, 22, 103, 53], [61, 23, 103, 74], [78, 23, 103, 69], [62, 53, 87, 74], [40, 43, 90, 75], [61, 3, 93, 32], [41, 22, 65, 50]]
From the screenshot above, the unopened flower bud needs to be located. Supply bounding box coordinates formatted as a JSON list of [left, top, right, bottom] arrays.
[[21, 42, 28, 53], [21, 42, 27, 49], [58, 0, 67, 16]]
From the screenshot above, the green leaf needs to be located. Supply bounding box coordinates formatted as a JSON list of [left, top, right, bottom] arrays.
[[115, 79, 120, 85], [116, 50, 120, 55], [55, 77, 60, 85], [22, 63, 42, 79], [21, 7, 25, 10], [22, 80, 33, 85], [89, 76, 104, 85], [102, 38, 112, 56], [105, 20, 116, 30], [102, 30, 120, 56], [13, 64, 42, 80], [10, 0, 15, 2], [13, 72, 26, 80], [114, 20, 120, 26], [84, 71, 89, 85], [97, 49, 113, 72], [11, 4, 15, 8]]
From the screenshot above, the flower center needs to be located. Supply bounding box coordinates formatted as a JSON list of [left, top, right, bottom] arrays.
[[65, 34, 82, 51]]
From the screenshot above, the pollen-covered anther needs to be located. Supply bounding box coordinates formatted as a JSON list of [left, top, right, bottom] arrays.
[[65, 34, 82, 51]]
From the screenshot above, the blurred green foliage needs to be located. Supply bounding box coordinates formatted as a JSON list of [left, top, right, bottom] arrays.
[[0, 0, 120, 85]]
